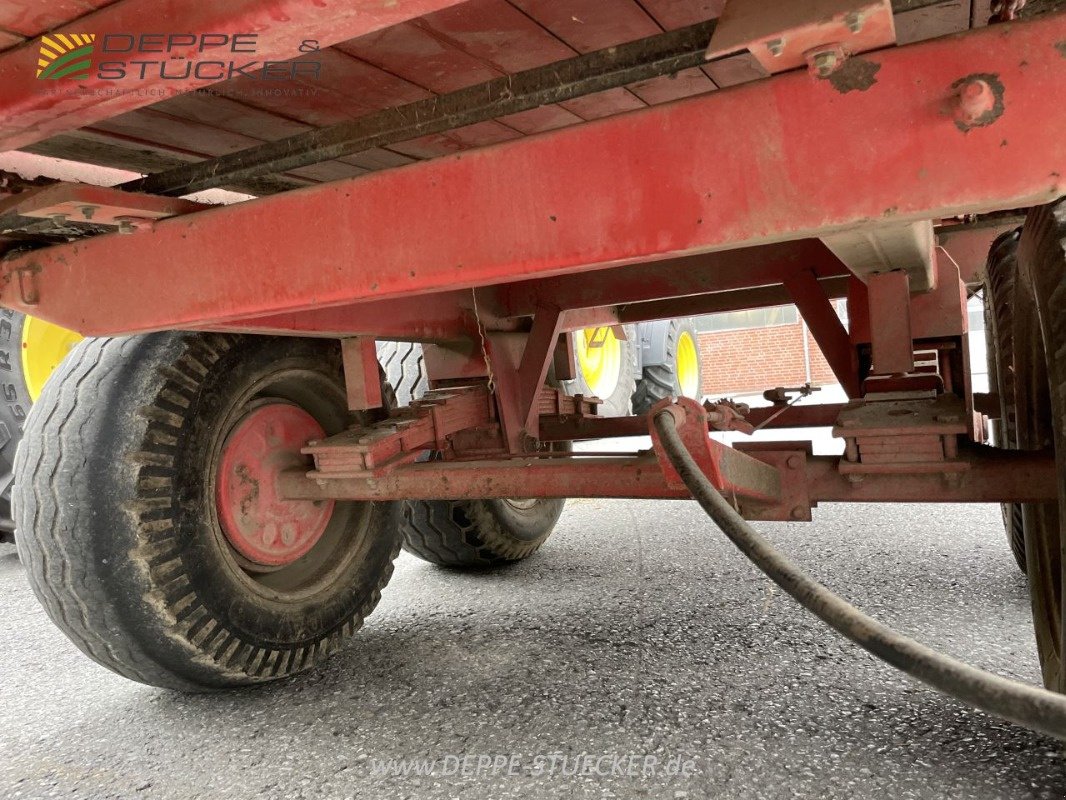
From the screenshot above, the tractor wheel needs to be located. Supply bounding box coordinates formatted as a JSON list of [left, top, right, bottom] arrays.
[[983, 230, 1027, 573], [14, 332, 401, 690], [568, 325, 638, 417], [632, 319, 702, 415], [1013, 197, 1066, 691], [0, 311, 82, 542]]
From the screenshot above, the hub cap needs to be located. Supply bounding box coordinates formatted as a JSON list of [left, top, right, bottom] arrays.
[[215, 402, 334, 567]]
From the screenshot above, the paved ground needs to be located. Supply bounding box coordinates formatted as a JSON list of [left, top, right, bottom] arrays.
[[1, 500, 1064, 799]]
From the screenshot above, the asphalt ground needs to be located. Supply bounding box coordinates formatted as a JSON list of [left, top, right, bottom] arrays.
[[1, 500, 1064, 799]]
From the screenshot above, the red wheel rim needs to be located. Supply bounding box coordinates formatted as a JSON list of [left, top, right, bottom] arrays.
[[215, 402, 334, 567]]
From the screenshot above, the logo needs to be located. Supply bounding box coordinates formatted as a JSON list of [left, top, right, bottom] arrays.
[[36, 33, 96, 80]]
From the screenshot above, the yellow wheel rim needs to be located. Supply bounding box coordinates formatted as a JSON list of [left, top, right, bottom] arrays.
[[20, 316, 83, 402], [676, 330, 700, 399], [575, 327, 622, 399]]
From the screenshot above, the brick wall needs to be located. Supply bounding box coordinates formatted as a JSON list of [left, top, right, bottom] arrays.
[[698, 323, 837, 397]]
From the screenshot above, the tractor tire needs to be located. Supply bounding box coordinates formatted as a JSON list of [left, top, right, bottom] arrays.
[[983, 229, 1027, 573], [632, 319, 702, 415], [1013, 197, 1066, 691], [401, 494, 567, 568], [0, 311, 83, 543], [0, 310, 33, 543], [567, 325, 638, 417], [14, 332, 401, 690]]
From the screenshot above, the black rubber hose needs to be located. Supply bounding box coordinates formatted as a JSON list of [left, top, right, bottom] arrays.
[[653, 410, 1066, 740]]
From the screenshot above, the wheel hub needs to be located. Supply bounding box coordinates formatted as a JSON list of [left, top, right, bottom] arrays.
[[215, 402, 334, 567]]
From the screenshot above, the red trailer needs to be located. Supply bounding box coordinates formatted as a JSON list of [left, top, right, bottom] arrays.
[[1, 0, 1065, 731]]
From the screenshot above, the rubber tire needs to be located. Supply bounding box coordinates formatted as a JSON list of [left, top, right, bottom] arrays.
[[983, 230, 1027, 573], [0, 310, 33, 543], [377, 341, 426, 407], [14, 332, 401, 690], [632, 319, 702, 415], [1014, 197, 1066, 692], [567, 325, 638, 417], [401, 495, 567, 568], [388, 341, 568, 568]]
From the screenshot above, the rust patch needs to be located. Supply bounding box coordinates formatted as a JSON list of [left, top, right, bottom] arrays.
[[951, 72, 1005, 132], [827, 58, 881, 94]]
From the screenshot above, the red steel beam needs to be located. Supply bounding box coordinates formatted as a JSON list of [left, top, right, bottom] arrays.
[[3, 15, 1065, 336], [276, 447, 1057, 506], [784, 269, 860, 396], [0, 0, 471, 151]]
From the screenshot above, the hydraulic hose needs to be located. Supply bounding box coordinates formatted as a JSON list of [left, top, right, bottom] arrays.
[[653, 410, 1066, 740]]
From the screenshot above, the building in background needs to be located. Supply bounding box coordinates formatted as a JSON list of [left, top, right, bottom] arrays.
[[694, 297, 989, 399]]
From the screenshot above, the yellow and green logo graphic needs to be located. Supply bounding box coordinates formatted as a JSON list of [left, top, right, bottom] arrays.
[[36, 33, 96, 80]]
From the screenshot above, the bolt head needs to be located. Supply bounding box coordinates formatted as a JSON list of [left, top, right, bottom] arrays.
[[786, 454, 801, 470], [79, 205, 97, 220], [790, 505, 807, 520], [845, 11, 864, 33], [766, 38, 785, 57], [814, 51, 838, 75]]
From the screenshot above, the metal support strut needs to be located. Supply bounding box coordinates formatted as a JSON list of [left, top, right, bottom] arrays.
[[652, 405, 1066, 740]]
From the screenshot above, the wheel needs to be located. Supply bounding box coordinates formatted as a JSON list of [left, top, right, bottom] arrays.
[[401, 494, 567, 568], [14, 332, 401, 690], [983, 229, 1027, 573], [568, 325, 637, 417], [395, 340, 568, 568], [0, 311, 82, 542], [376, 341, 426, 406], [632, 319, 703, 415], [1013, 197, 1066, 691]]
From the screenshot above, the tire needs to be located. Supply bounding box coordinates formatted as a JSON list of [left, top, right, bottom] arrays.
[[376, 341, 426, 406], [1014, 197, 1066, 691], [401, 494, 567, 568], [14, 332, 401, 690], [983, 230, 1027, 573], [0, 310, 33, 543], [632, 319, 703, 415], [567, 325, 638, 417], [398, 346, 568, 567]]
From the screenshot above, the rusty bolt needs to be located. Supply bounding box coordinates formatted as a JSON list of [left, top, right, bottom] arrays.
[[954, 78, 996, 126], [117, 219, 135, 235], [813, 51, 837, 74], [790, 505, 807, 520], [786, 454, 801, 470], [766, 38, 785, 57], [47, 212, 68, 226], [845, 11, 864, 33], [804, 44, 848, 79]]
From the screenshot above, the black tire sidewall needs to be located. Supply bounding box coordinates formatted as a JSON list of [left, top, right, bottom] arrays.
[[24, 332, 400, 687]]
